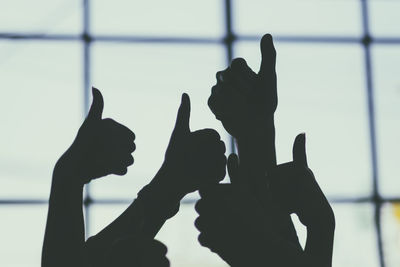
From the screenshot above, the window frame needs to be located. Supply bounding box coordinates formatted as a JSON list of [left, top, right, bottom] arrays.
[[0, 1, 398, 266]]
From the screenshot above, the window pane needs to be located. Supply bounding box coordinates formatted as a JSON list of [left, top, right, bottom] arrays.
[[233, 0, 362, 37], [90, 43, 229, 199], [0, 0, 81, 34], [369, 0, 400, 37], [91, 0, 224, 38], [0, 205, 47, 267], [382, 203, 400, 267], [235, 41, 370, 197], [332, 203, 379, 267], [373, 45, 400, 197], [88, 204, 128, 236], [0, 41, 82, 199]]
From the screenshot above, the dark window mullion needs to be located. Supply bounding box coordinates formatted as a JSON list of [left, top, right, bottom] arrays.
[[83, 0, 92, 238], [224, 0, 236, 154], [361, 0, 384, 267]]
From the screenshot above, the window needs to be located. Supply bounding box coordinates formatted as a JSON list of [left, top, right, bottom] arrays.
[[0, 0, 399, 266]]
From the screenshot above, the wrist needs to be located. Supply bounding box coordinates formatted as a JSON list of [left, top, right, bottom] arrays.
[[53, 156, 85, 189], [236, 115, 274, 142], [305, 215, 335, 233], [138, 163, 186, 211]]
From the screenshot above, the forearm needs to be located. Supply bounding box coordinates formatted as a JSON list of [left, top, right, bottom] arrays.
[[304, 221, 335, 267], [84, 164, 183, 265], [42, 165, 86, 267], [236, 116, 276, 174]]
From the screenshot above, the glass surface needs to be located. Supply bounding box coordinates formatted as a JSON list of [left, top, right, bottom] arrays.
[[369, 0, 400, 37], [0, 205, 48, 267], [91, 0, 224, 38], [88, 203, 129, 236], [233, 0, 362, 37], [373, 45, 400, 197], [235, 41, 370, 198], [0, 0, 81, 34], [382, 203, 400, 267], [332, 203, 379, 267], [90, 43, 229, 199], [290, 204, 379, 267], [0, 40, 82, 199]]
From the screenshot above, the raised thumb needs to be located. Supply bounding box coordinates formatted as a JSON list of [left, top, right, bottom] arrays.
[[292, 133, 308, 167], [258, 33, 276, 77], [227, 153, 240, 185], [172, 93, 190, 135], [87, 87, 104, 121]]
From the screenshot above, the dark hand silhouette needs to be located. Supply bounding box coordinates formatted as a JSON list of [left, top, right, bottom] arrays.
[[158, 93, 227, 196], [57, 87, 136, 184], [195, 154, 303, 267], [42, 87, 136, 267], [106, 234, 169, 267], [269, 134, 335, 267], [270, 134, 335, 228], [208, 33, 301, 250], [84, 93, 227, 265], [208, 34, 277, 138]]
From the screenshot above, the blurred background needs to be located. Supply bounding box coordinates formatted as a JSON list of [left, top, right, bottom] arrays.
[[0, 0, 399, 266]]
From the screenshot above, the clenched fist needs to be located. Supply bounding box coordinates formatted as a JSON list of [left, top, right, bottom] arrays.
[[208, 34, 277, 138], [57, 87, 136, 184], [160, 93, 227, 195]]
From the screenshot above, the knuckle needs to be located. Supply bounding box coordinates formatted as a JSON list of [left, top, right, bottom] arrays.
[[195, 200, 202, 213], [230, 57, 247, 70]]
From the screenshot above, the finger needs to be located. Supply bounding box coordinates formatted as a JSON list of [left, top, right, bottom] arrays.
[[219, 155, 227, 179], [87, 87, 104, 121], [293, 133, 308, 167], [151, 239, 168, 255], [113, 167, 128, 176], [111, 152, 134, 167], [103, 118, 136, 142], [216, 67, 229, 84], [230, 57, 257, 82], [172, 93, 191, 136], [126, 154, 134, 166], [105, 137, 135, 156], [194, 216, 204, 230], [258, 33, 276, 78], [227, 153, 240, 185], [127, 141, 136, 153], [218, 68, 250, 96], [191, 128, 221, 141], [199, 184, 225, 199]]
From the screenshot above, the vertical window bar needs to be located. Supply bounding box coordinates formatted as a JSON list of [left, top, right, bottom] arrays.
[[360, 0, 384, 266], [224, 0, 236, 153], [83, 0, 92, 237]]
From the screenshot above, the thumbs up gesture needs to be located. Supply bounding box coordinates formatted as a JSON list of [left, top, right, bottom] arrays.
[[160, 93, 227, 195], [269, 134, 335, 229], [57, 87, 136, 185], [208, 34, 277, 138]]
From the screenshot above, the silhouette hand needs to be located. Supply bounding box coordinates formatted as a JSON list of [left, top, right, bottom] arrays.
[[106, 234, 169, 267], [160, 93, 227, 195], [208, 34, 277, 138], [269, 134, 335, 228], [57, 87, 136, 184], [195, 154, 302, 266]]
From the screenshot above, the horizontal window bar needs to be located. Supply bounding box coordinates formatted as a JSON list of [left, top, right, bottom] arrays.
[[2, 196, 400, 205], [1, 33, 400, 44]]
